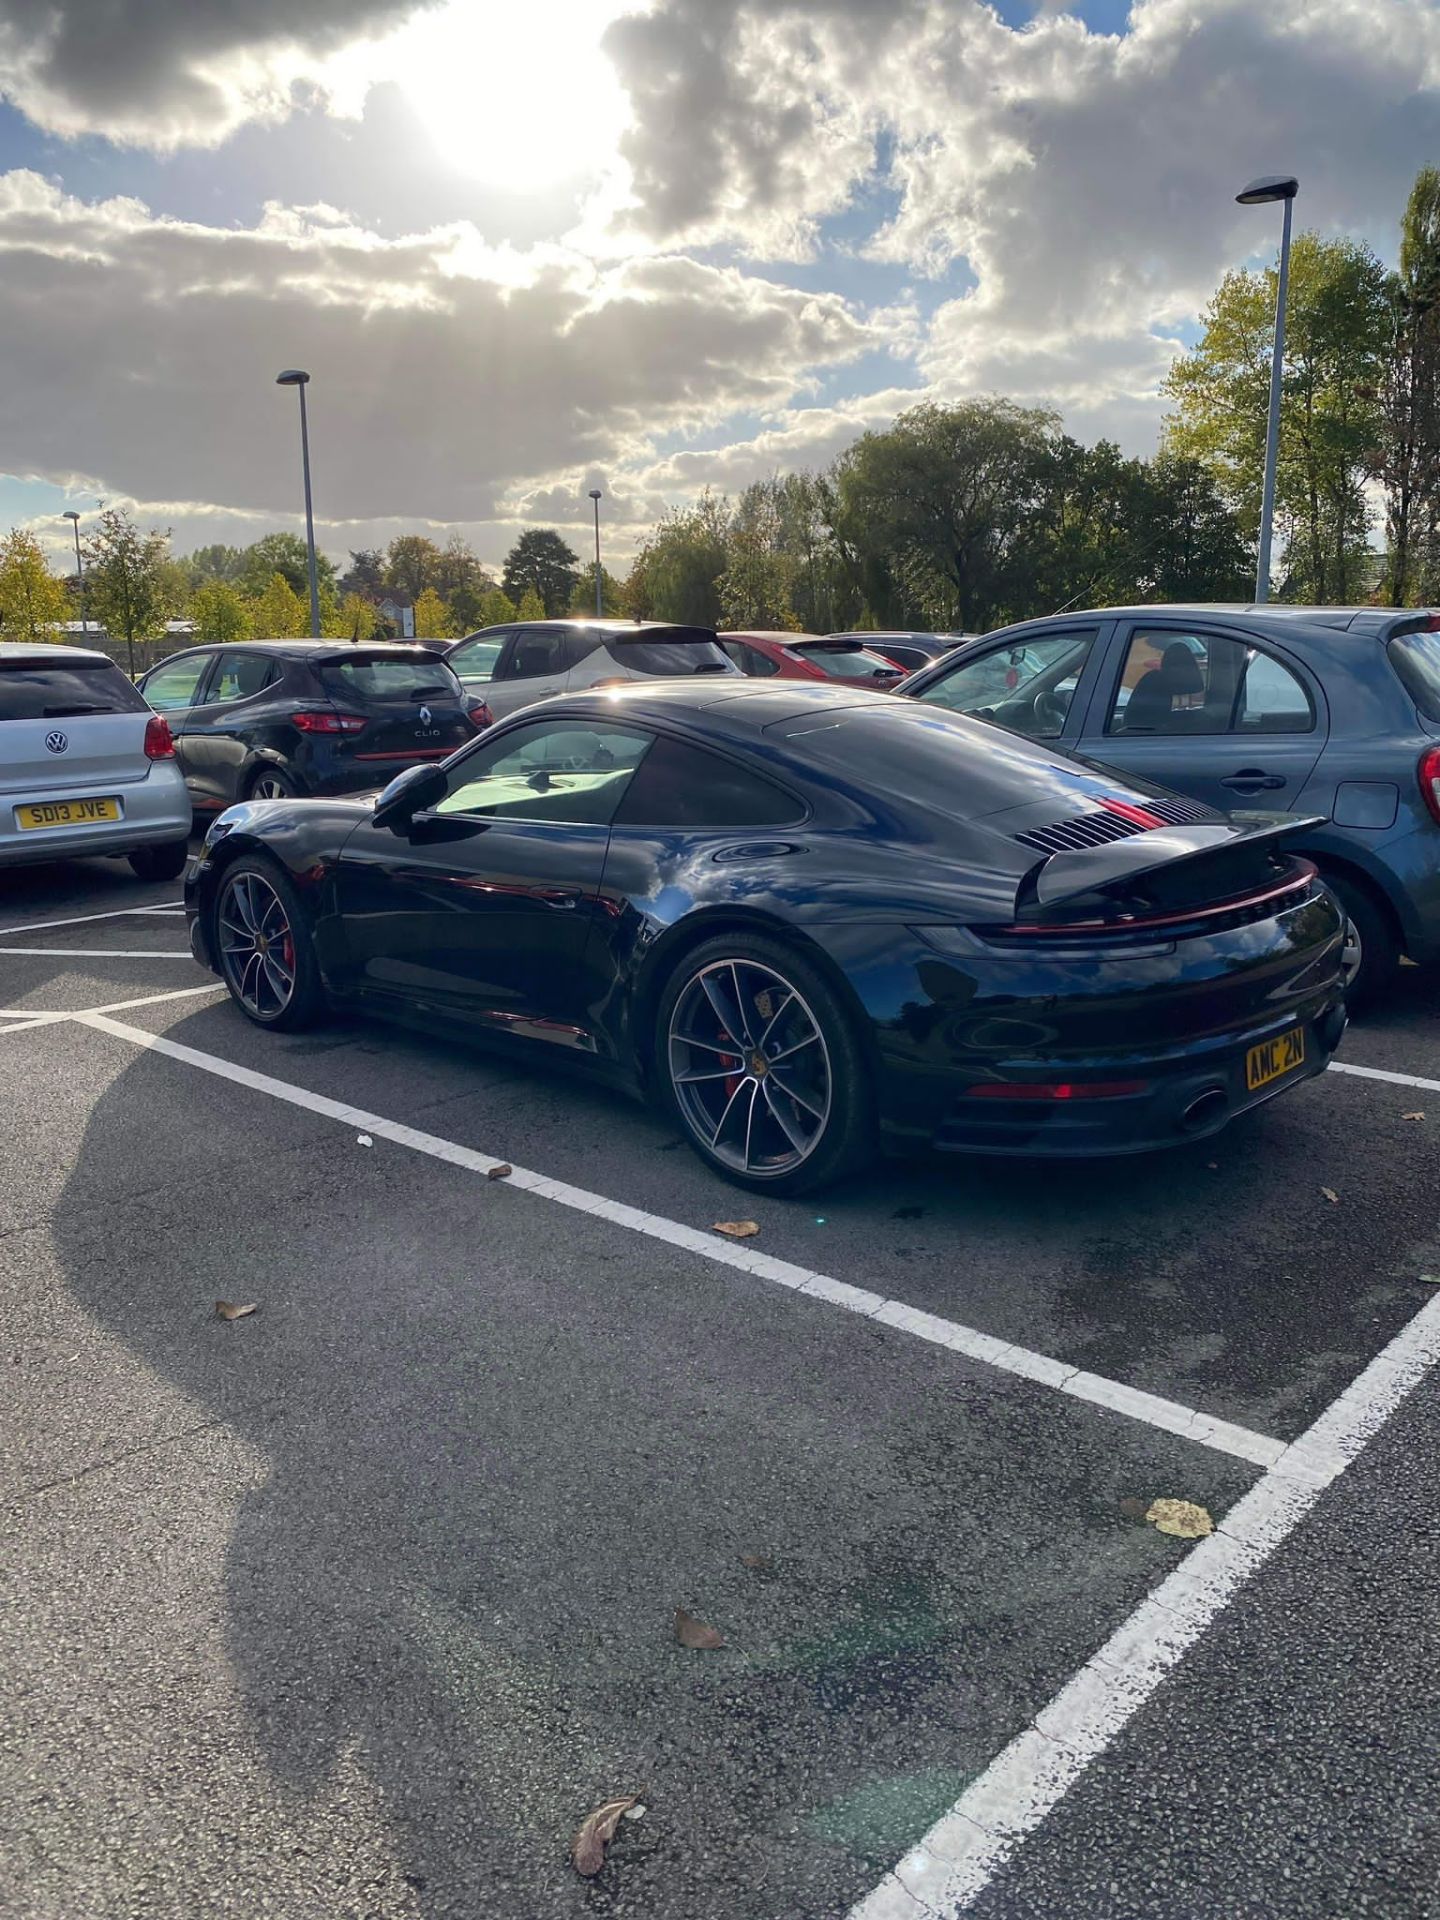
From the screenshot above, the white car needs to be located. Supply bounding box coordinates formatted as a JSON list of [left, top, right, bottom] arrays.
[[444, 619, 740, 721], [0, 643, 192, 878]]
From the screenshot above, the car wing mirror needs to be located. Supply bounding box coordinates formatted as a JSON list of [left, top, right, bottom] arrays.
[[373, 762, 448, 831]]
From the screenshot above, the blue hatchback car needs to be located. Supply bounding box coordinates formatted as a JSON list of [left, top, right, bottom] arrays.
[[899, 603, 1440, 1005]]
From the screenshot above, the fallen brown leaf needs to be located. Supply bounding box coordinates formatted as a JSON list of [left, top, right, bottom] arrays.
[[1146, 1497, 1213, 1540], [1320, 1186, 1340, 1204], [215, 1301, 258, 1322], [712, 1220, 759, 1239], [1118, 1496, 1149, 1522], [739, 1553, 773, 1571], [674, 1606, 725, 1649], [572, 1797, 637, 1877], [1403, 1112, 1426, 1122], [487, 1163, 513, 1181]]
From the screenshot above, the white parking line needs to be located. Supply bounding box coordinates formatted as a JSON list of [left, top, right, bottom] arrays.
[[0, 983, 224, 1029], [1330, 1060, 1440, 1095], [0, 902, 182, 936], [68, 1009, 1283, 1469], [849, 1286, 1440, 1919], [0, 947, 194, 959]]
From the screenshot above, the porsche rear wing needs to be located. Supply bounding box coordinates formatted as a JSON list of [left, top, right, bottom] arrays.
[[1017, 814, 1327, 921]]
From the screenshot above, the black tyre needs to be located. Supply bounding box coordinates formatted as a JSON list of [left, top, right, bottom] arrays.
[[245, 765, 299, 801], [212, 857, 324, 1031], [128, 839, 189, 883], [655, 932, 874, 1196], [1322, 868, 1399, 1012]]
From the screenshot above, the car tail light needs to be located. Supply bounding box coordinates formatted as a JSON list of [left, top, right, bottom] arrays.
[[143, 714, 175, 759], [1420, 744, 1440, 825], [291, 709, 366, 734], [964, 1080, 1150, 1101], [468, 700, 494, 729]]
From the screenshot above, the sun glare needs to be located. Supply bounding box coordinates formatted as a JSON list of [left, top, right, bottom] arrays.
[[388, 0, 632, 193]]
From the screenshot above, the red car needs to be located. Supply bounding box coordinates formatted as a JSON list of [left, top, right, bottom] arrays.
[[719, 631, 907, 689]]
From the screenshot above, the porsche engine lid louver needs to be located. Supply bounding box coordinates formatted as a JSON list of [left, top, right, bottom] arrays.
[[1015, 793, 1215, 855]]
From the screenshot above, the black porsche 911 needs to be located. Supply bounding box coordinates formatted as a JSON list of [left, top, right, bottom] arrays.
[[185, 681, 1347, 1193]]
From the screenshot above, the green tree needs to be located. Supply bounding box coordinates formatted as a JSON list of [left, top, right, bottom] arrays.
[[238, 532, 337, 600], [568, 565, 625, 616], [190, 580, 252, 645], [0, 529, 71, 639], [513, 585, 547, 621], [83, 508, 173, 677], [343, 548, 386, 595], [250, 571, 308, 639], [716, 488, 801, 628], [833, 400, 1062, 631], [477, 586, 516, 627], [1376, 168, 1440, 604], [385, 534, 445, 602], [1165, 232, 1390, 600], [623, 493, 730, 625], [183, 543, 245, 588], [502, 529, 581, 616], [412, 586, 455, 640]]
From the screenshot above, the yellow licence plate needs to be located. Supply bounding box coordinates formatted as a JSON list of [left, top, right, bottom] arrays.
[[16, 796, 121, 830], [1246, 1028, 1306, 1092]]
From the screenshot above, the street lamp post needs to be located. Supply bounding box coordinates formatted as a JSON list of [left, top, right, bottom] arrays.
[[1236, 174, 1299, 603], [276, 369, 322, 637], [63, 510, 86, 635], [588, 489, 603, 616]]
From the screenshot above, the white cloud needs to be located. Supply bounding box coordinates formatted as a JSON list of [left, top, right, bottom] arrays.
[[0, 172, 887, 559]]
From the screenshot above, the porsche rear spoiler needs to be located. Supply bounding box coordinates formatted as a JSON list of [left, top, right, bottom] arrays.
[[1019, 814, 1327, 917]]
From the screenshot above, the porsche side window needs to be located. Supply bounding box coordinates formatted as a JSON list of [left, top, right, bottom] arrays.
[[916, 631, 1098, 739], [435, 721, 653, 825]]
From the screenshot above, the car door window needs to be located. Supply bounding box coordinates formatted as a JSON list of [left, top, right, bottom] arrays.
[[915, 631, 1099, 738], [434, 720, 653, 825], [143, 654, 214, 711], [614, 735, 802, 827], [211, 650, 278, 703], [494, 628, 570, 682], [1107, 629, 1314, 736], [448, 637, 505, 683]]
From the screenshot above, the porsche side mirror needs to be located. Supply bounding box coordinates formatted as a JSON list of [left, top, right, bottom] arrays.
[[373, 762, 447, 831]]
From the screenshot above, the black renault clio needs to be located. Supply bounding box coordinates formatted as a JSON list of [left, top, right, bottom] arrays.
[[140, 642, 491, 817]]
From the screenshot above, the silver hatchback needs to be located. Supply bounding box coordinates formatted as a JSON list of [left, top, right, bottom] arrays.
[[0, 643, 193, 879]]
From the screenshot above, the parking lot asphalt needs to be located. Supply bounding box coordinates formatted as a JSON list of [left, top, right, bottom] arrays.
[[4, 853, 1440, 1920]]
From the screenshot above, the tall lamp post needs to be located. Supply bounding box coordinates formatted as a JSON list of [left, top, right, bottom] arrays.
[[589, 488, 603, 616], [276, 369, 322, 637], [62, 510, 86, 635], [1236, 174, 1299, 604]]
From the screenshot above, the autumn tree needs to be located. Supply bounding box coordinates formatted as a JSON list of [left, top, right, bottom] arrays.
[[412, 586, 455, 640], [333, 591, 383, 642], [502, 529, 581, 616], [83, 508, 174, 676], [0, 529, 70, 639], [190, 581, 252, 645], [477, 586, 516, 627], [250, 571, 308, 639], [513, 585, 547, 621]]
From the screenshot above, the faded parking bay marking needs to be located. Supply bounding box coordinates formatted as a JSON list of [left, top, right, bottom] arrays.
[[848, 1288, 1440, 1918], [70, 1008, 1283, 1469]]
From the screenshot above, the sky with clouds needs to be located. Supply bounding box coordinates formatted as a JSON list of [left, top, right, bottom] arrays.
[[0, 0, 1438, 572]]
